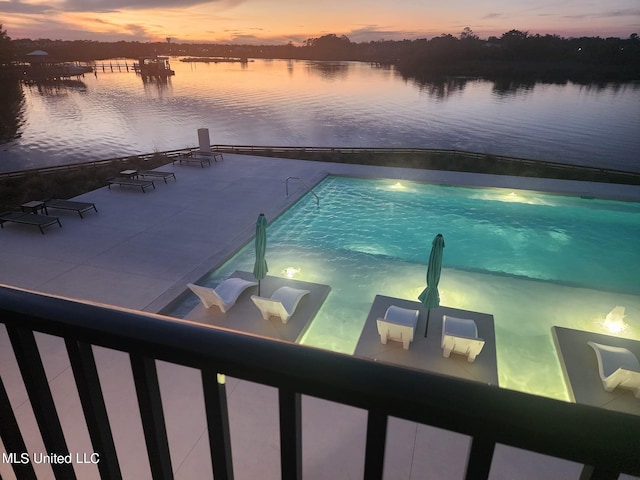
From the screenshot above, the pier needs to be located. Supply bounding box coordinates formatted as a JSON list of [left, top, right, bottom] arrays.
[[91, 61, 136, 73]]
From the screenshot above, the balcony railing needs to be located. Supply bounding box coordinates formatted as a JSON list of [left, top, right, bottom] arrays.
[[1, 283, 639, 480]]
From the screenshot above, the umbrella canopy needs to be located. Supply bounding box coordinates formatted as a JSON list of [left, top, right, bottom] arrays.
[[418, 233, 445, 310], [253, 213, 268, 295]]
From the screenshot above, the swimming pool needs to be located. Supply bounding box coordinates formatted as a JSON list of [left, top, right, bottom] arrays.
[[171, 176, 640, 401]]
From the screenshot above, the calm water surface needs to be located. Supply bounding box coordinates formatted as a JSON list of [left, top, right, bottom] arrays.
[[1, 58, 639, 173]]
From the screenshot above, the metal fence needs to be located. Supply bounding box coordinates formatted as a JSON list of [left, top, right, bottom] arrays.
[[2, 145, 639, 182], [1, 284, 639, 480]]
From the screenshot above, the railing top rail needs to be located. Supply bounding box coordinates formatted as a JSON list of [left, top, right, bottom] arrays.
[[1, 284, 638, 474], [0, 147, 195, 180], [213, 144, 640, 177], [2, 145, 639, 180]]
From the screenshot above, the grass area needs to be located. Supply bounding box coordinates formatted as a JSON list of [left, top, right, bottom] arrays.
[[2, 149, 638, 213]]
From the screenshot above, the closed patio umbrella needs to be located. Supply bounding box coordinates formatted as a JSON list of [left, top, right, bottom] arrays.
[[418, 233, 445, 337], [253, 213, 268, 295]]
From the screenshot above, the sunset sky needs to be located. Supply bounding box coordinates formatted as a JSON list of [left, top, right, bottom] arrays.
[[1, 0, 639, 44]]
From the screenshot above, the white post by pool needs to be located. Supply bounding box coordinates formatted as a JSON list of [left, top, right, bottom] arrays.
[[197, 128, 211, 155]]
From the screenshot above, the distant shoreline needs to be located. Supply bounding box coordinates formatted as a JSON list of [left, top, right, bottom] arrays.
[[395, 59, 640, 84], [5, 31, 640, 83]]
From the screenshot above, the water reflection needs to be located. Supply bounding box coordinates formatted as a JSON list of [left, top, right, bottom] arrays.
[[22, 78, 87, 96], [305, 61, 350, 81], [141, 75, 172, 95], [578, 81, 640, 94], [406, 76, 468, 100], [491, 78, 536, 98], [400, 71, 640, 102], [0, 78, 25, 143], [403, 74, 539, 99]]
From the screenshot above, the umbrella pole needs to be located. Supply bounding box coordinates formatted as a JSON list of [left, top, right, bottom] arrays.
[[424, 309, 431, 337]]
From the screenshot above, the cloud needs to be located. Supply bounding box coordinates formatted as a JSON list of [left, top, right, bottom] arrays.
[[0, 1, 52, 14], [8, 14, 158, 41], [590, 8, 640, 18], [60, 0, 244, 13], [122, 22, 152, 37], [61, 0, 204, 13], [213, 31, 304, 45], [344, 25, 427, 42], [482, 13, 505, 20]]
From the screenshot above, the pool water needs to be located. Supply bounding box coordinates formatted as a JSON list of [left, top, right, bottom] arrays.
[[172, 176, 640, 401]]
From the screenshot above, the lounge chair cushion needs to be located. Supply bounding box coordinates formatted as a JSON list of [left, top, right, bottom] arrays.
[[376, 305, 419, 349], [188, 278, 258, 313], [251, 286, 310, 324], [441, 315, 485, 362], [588, 341, 640, 398]]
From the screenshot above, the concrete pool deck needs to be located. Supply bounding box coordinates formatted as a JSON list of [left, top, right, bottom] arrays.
[[1, 154, 639, 479]]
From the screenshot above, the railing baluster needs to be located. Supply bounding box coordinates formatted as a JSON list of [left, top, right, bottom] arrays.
[[202, 371, 234, 480], [465, 437, 495, 480], [279, 389, 302, 480], [363, 409, 387, 480], [130, 355, 173, 480], [0, 376, 37, 480], [1, 285, 639, 478], [65, 339, 122, 480], [5, 325, 77, 480]]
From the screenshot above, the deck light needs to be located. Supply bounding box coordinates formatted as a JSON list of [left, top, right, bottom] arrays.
[[603, 306, 627, 334]]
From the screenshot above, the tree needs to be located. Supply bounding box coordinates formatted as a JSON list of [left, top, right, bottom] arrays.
[[303, 34, 354, 59], [501, 29, 528, 41], [0, 23, 13, 66], [500, 29, 529, 59], [460, 27, 479, 41]]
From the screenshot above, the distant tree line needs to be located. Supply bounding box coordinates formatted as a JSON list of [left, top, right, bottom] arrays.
[[2, 25, 639, 81]]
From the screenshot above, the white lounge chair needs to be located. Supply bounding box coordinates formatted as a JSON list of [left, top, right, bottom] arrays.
[[187, 278, 258, 313], [251, 286, 310, 324], [441, 315, 485, 362], [587, 341, 640, 398], [376, 305, 419, 350]]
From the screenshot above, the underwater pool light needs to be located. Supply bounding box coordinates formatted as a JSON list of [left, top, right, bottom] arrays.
[[283, 266, 300, 279], [603, 306, 627, 334]]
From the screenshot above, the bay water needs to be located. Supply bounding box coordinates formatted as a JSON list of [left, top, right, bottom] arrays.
[[1, 58, 639, 173]]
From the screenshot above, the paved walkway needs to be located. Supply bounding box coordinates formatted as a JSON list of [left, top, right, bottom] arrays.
[[1, 154, 638, 479]]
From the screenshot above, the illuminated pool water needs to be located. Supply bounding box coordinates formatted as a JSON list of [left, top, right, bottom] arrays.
[[170, 176, 640, 401]]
